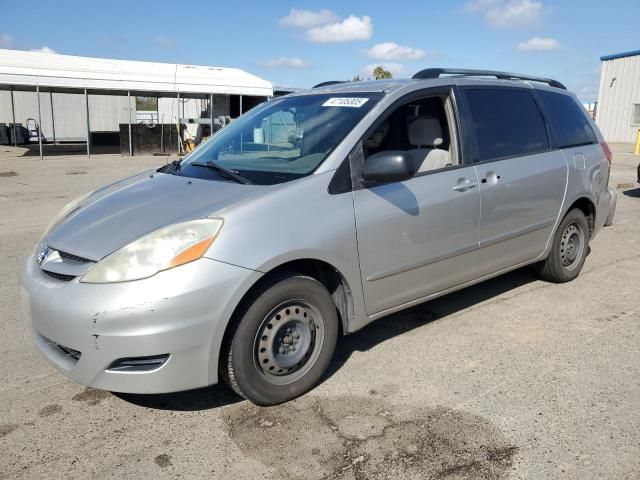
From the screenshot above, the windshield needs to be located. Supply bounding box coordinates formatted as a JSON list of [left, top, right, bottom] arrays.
[[169, 93, 381, 185]]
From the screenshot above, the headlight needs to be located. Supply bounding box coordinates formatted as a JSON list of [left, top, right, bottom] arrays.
[[80, 219, 223, 283], [41, 191, 93, 240]]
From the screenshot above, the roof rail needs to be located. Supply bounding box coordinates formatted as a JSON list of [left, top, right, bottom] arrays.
[[412, 68, 566, 90], [312, 80, 348, 89]]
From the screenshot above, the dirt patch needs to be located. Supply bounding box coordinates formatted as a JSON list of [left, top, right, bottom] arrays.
[[0, 423, 19, 438], [500, 324, 544, 343], [154, 454, 172, 468], [222, 396, 517, 480], [0, 170, 18, 177], [72, 387, 111, 405], [38, 404, 63, 417]]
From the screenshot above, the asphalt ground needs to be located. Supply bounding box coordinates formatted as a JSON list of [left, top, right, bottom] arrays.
[[1, 151, 638, 479]]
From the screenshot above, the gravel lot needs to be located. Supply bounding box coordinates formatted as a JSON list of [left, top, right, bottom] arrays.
[[1, 151, 639, 479]]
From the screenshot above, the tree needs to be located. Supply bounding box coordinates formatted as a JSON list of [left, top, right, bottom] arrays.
[[373, 66, 392, 80]]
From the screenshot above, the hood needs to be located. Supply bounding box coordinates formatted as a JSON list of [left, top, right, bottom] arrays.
[[46, 171, 266, 261]]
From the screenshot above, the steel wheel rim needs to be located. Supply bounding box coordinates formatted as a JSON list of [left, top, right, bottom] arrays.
[[254, 300, 325, 385], [560, 223, 584, 270]]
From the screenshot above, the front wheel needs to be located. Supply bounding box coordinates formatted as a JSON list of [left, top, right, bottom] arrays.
[[221, 274, 338, 406], [534, 208, 590, 283]]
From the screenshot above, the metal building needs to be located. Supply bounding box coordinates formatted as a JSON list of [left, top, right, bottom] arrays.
[[596, 50, 640, 144], [0, 48, 273, 157]]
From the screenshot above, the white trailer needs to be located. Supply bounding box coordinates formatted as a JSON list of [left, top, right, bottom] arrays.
[[0, 48, 273, 157]]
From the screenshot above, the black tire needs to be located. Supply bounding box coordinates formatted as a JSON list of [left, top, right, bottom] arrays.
[[221, 274, 338, 406], [535, 208, 590, 283]]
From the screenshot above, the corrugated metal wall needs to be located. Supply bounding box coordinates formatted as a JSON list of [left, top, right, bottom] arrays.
[[0, 91, 237, 144], [596, 55, 640, 143], [0, 91, 130, 141], [157, 95, 230, 124], [89, 95, 131, 135], [158, 98, 205, 125]]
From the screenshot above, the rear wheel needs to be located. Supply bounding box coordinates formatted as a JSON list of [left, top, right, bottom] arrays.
[[221, 274, 338, 406], [535, 208, 589, 283]]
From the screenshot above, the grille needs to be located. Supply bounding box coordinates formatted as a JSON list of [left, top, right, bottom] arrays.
[[57, 250, 91, 263], [42, 270, 76, 282]]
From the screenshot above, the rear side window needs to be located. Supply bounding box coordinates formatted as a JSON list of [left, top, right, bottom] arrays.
[[537, 91, 598, 148], [464, 89, 549, 162]]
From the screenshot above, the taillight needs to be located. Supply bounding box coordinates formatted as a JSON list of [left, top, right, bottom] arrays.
[[601, 142, 612, 165]]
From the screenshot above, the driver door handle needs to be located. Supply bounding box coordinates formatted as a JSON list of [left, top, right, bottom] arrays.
[[452, 179, 477, 192]]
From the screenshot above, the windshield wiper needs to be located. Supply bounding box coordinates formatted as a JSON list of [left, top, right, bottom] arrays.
[[190, 161, 253, 185]]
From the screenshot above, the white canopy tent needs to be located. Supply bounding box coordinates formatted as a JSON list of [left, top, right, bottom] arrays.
[[0, 48, 273, 157]]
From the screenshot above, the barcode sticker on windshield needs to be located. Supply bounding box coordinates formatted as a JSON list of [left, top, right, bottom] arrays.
[[322, 97, 369, 108]]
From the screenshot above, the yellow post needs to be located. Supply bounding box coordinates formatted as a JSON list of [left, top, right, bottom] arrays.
[[636, 128, 640, 155]]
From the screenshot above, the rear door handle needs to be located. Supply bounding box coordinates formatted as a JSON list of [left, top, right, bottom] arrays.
[[452, 179, 477, 192]]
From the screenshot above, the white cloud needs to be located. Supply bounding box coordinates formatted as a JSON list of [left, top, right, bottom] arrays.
[[30, 46, 57, 54], [365, 42, 426, 61], [260, 57, 310, 69], [306, 15, 373, 43], [488, 0, 543, 28], [464, 0, 543, 28], [361, 63, 404, 79], [280, 9, 338, 28], [516, 36, 559, 51], [0, 33, 14, 49]]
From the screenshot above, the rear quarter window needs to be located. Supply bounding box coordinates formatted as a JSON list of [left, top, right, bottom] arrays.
[[463, 88, 549, 162], [537, 91, 598, 148]]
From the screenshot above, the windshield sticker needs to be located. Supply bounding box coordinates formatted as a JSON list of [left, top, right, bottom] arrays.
[[322, 97, 369, 108]]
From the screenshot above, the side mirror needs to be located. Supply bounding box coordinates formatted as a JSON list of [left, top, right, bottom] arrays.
[[362, 151, 415, 183]]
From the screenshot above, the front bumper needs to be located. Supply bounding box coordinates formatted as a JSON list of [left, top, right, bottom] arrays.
[[20, 255, 261, 394]]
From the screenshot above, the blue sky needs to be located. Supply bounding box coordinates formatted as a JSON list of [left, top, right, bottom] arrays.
[[1, 0, 637, 102]]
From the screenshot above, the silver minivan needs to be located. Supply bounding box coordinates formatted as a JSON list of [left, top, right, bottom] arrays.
[[21, 69, 617, 405]]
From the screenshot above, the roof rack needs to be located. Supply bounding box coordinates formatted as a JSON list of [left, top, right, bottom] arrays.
[[312, 80, 348, 89], [412, 68, 566, 90]]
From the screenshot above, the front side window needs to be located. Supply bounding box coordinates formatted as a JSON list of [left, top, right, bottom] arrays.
[[464, 88, 549, 162], [537, 90, 598, 148], [171, 93, 381, 185], [362, 95, 457, 175]]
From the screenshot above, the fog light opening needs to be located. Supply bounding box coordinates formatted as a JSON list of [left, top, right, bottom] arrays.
[[107, 354, 170, 372]]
